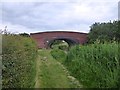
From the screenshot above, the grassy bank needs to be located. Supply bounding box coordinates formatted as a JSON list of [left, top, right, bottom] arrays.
[[2, 34, 38, 88], [51, 42, 120, 88]]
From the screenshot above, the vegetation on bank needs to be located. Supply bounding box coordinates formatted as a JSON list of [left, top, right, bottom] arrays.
[[2, 34, 37, 88], [66, 42, 119, 88], [51, 49, 67, 64], [51, 42, 119, 88]]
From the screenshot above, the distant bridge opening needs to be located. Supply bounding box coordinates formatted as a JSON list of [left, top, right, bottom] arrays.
[[49, 39, 69, 49], [30, 31, 88, 49], [48, 38, 78, 49]]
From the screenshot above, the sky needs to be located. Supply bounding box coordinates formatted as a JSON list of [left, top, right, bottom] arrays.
[[0, 0, 119, 34]]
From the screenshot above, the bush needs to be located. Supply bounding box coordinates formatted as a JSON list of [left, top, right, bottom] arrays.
[[50, 49, 67, 63], [88, 21, 119, 43], [2, 34, 38, 88], [65, 42, 119, 88], [58, 45, 69, 51]]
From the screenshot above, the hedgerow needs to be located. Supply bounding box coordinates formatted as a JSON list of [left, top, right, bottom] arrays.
[[2, 34, 38, 88]]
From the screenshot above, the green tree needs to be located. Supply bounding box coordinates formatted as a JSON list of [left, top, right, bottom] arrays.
[[19, 33, 30, 37], [88, 20, 119, 43]]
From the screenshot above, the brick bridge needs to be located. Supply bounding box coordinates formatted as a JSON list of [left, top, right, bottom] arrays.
[[30, 31, 88, 48]]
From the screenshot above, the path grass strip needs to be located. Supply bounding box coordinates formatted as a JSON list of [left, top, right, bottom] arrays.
[[36, 49, 82, 88]]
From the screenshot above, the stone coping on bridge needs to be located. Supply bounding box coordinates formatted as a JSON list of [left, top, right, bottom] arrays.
[[30, 31, 88, 35]]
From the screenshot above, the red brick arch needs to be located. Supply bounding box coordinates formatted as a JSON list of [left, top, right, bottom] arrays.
[[30, 31, 88, 48]]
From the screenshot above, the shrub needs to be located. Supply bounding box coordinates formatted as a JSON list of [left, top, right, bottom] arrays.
[[58, 45, 69, 51], [65, 42, 119, 88], [2, 34, 37, 88]]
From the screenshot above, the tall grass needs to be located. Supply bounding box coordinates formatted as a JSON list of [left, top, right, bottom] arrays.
[[51, 42, 120, 88], [65, 42, 119, 88], [50, 49, 67, 64], [2, 34, 38, 88]]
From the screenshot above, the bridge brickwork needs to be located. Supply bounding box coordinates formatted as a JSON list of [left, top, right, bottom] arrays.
[[30, 31, 88, 48]]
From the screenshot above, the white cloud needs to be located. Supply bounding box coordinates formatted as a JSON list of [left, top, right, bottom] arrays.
[[1, 0, 119, 33], [1, 0, 119, 2], [0, 22, 35, 34]]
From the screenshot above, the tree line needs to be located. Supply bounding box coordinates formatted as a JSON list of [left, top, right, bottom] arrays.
[[88, 20, 120, 43]]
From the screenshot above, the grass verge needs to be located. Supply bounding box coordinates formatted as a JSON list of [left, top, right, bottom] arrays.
[[37, 49, 81, 88]]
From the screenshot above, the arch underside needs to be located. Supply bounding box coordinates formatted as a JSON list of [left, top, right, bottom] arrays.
[[47, 37, 79, 48]]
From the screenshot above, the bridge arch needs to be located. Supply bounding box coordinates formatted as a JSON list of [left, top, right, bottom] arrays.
[[30, 31, 88, 48], [47, 37, 79, 48]]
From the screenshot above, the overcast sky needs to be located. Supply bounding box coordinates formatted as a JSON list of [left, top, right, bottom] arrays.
[[0, 0, 119, 34]]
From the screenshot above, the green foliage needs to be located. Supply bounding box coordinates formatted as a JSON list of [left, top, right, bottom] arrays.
[[2, 34, 38, 88], [52, 40, 63, 45], [51, 40, 69, 51], [38, 49, 74, 88], [58, 45, 69, 51], [88, 20, 119, 43], [64, 43, 119, 88], [50, 49, 67, 63], [19, 33, 30, 37]]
